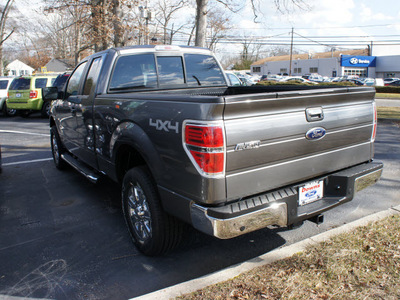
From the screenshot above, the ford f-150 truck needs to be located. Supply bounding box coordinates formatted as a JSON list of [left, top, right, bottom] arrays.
[[46, 45, 383, 256]]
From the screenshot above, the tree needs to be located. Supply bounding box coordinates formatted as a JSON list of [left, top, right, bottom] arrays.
[[44, 0, 138, 54], [194, 0, 308, 47], [154, 0, 186, 44], [0, 0, 15, 75], [206, 8, 231, 51], [194, 0, 207, 47]]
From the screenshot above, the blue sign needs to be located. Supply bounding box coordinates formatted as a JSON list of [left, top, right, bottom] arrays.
[[341, 55, 376, 67]]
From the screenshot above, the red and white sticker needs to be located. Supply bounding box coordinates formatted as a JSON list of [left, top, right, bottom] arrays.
[[299, 180, 324, 206]]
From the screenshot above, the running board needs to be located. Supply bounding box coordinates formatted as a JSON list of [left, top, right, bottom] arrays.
[[61, 153, 99, 184]]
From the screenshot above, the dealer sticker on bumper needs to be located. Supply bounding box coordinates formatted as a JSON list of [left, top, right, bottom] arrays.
[[299, 180, 324, 206]]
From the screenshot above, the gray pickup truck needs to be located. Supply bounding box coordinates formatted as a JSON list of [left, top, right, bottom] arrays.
[[46, 45, 383, 256]]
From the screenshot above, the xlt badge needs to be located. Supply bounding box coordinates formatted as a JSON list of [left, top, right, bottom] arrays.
[[234, 140, 261, 151]]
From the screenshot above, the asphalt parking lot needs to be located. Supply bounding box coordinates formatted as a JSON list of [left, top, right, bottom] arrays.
[[0, 114, 399, 300]]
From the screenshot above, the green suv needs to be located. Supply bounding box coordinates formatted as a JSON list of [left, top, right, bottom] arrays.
[[7, 75, 56, 117]]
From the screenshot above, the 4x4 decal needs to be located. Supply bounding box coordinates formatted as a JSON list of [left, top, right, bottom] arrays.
[[149, 119, 179, 133]]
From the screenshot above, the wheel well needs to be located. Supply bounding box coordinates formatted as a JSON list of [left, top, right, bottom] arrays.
[[115, 145, 146, 183]]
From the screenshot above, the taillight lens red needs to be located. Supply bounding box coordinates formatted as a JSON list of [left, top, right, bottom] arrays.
[[189, 151, 225, 173], [185, 125, 224, 147], [184, 122, 225, 176], [29, 90, 38, 99]]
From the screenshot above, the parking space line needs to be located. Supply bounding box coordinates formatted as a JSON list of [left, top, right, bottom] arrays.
[[3, 158, 53, 166], [0, 130, 50, 137]]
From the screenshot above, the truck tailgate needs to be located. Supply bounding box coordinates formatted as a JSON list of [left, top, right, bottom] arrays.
[[223, 87, 376, 201]]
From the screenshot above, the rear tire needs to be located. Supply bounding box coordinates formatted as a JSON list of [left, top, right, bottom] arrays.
[[50, 126, 67, 170], [2, 102, 16, 117], [122, 166, 184, 256]]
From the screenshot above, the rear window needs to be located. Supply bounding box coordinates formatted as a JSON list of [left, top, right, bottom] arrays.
[[157, 56, 185, 86], [184, 54, 225, 87], [35, 78, 48, 89], [9, 78, 31, 90], [0, 80, 9, 90]]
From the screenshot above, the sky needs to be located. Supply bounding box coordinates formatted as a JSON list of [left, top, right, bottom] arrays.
[[227, 0, 400, 55], [8, 0, 400, 59]]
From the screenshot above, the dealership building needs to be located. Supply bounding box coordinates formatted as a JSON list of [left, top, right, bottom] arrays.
[[251, 48, 400, 79]]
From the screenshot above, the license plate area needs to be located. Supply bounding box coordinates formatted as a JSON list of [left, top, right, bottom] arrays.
[[299, 180, 324, 206]]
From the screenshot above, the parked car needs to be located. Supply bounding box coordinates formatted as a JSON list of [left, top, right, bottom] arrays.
[[225, 72, 243, 86], [260, 74, 282, 82], [359, 78, 375, 86], [339, 79, 364, 86], [0, 77, 16, 117], [6, 75, 57, 117], [237, 75, 255, 86], [386, 80, 400, 86], [279, 76, 318, 84], [384, 78, 400, 86], [52, 72, 71, 91]]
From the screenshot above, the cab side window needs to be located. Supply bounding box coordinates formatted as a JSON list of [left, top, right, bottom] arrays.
[[66, 62, 87, 98], [83, 57, 103, 95]]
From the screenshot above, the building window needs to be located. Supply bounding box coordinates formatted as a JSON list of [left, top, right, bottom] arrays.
[[280, 68, 287, 73], [253, 66, 261, 73], [385, 73, 396, 78], [11, 70, 16, 76], [344, 68, 367, 78], [294, 68, 302, 74], [309, 67, 318, 73]]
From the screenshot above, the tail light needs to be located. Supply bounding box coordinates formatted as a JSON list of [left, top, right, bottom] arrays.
[[30, 90, 38, 99], [371, 102, 377, 142], [183, 121, 225, 177]]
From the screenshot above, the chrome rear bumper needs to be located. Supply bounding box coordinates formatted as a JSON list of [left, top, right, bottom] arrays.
[[191, 202, 287, 239], [190, 161, 383, 239]]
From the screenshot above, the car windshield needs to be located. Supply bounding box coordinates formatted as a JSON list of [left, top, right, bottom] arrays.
[[9, 78, 30, 90]]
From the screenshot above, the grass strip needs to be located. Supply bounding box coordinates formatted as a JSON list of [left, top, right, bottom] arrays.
[[376, 93, 400, 99], [377, 106, 400, 120], [177, 215, 400, 300]]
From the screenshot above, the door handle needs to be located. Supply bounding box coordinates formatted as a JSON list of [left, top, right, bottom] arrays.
[[306, 107, 324, 122]]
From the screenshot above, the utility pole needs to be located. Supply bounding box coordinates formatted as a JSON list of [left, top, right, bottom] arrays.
[[289, 27, 294, 76], [139, 0, 152, 45]]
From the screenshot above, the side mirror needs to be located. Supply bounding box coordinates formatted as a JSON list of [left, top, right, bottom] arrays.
[[42, 87, 59, 101]]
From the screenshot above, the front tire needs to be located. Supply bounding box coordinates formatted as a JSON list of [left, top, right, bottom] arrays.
[[50, 126, 67, 170], [41, 101, 51, 118], [122, 166, 184, 256]]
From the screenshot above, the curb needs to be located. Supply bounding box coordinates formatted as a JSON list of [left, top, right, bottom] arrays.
[[133, 205, 400, 300]]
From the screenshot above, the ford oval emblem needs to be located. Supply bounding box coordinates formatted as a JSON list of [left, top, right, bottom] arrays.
[[306, 127, 326, 140], [305, 190, 317, 198]]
